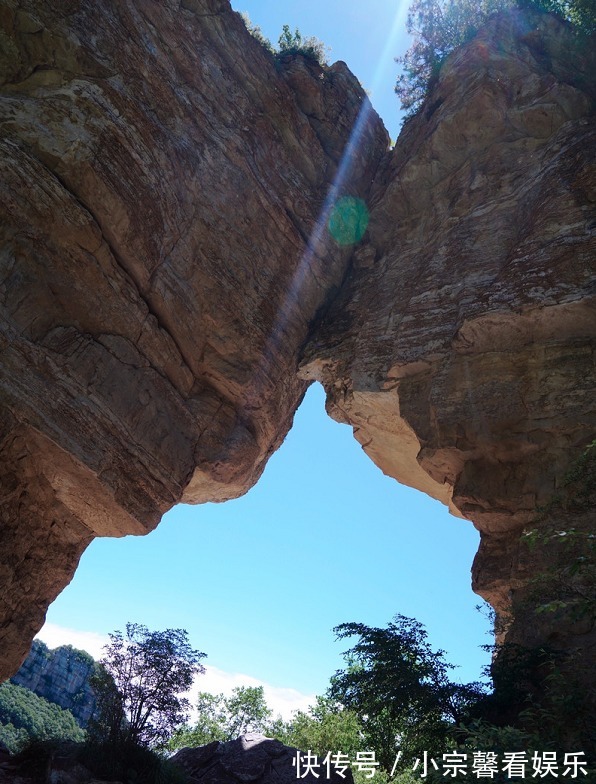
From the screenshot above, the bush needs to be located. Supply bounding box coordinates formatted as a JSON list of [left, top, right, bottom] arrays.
[[78, 739, 189, 784], [240, 16, 329, 66], [276, 25, 329, 64]]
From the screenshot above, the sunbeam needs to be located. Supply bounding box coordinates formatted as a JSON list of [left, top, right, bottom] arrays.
[[246, 1, 409, 408]]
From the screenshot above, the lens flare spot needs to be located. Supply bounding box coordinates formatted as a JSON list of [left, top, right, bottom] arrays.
[[328, 196, 369, 246]]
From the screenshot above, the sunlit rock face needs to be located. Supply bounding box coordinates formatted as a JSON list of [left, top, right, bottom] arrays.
[[0, 0, 387, 679], [301, 11, 596, 662], [0, 0, 594, 683]]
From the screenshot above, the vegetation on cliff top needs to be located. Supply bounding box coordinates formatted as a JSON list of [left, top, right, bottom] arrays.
[[396, 0, 595, 115], [241, 16, 329, 65]]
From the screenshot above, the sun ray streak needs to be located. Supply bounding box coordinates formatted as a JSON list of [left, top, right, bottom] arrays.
[[244, 3, 409, 412]]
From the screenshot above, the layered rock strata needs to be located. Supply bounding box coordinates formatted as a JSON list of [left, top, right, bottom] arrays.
[[0, 0, 594, 683], [0, 0, 387, 679], [301, 11, 596, 661]]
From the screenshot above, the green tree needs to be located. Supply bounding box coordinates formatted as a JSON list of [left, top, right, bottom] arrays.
[[328, 616, 485, 772], [395, 0, 514, 114], [0, 682, 84, 753], [276, 24, 329, 64], [90, 623, 206, 748], [239, 17, 329, 65], [395, 0, 595, 115], [169, 685, 272, 749], [278, 696, 363, 758]]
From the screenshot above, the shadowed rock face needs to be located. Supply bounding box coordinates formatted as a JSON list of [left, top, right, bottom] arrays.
[[300, 11, 596, 660], [171, 733, 353, 784], [0, 0, 594, 682], [0, 0, 387, 678]]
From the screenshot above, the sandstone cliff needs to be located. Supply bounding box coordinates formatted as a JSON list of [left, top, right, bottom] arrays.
[[300, 10, 596, 666], [0, 0, 594, 689], [0, 0, 387, 678]]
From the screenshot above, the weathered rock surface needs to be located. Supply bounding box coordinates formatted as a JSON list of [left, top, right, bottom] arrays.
[[300, 11, 596, 660], [0, 0, 386, 679], [11, 640, 96, 727], [0, 0, 594, 685], [171, 733, 352, 784]]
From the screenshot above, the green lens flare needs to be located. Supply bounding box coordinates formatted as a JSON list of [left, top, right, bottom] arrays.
[[328, 196, 369, 246]]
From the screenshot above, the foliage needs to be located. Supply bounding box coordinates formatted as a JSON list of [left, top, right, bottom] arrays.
[[521, 440, 596, 621], [239, 13, 275, 54], [277, 696, 363, 757], [517, 651, 596, 753], [240, 16, 329, 65], [9, 738, 189, 784], [274, 696, 391, 784], [328, 616, 486, 772], [0, 682, 84, 753], [78, 739, 189, 784], [395, 0, 515, 115], [169, 686, 272, 750], [528, 0, 596, 31], [276, 25, 329, 64], [90, 623, 206, 748], [533, 439, 596, 519], [395, 0, 596, 116]]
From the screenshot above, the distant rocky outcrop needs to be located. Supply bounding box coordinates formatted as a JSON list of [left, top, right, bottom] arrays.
[[0, 0, 594, 692], [10, 641, 96, 728], [171, 733, 352, 784]]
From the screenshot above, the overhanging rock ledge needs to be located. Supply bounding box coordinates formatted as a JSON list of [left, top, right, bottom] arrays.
[[0, 1, 594, 683]]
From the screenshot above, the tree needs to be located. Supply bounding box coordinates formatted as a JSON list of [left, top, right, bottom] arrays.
[[328, 616, 485, 771], [169, 685, 272, 749], [239, 16, 329, 66], [395, 0, 595, 116], [0, 682, 85, 753], [395, 0, 514, 115], [278, 696, 363, 759], [90, 623, 206, 748]]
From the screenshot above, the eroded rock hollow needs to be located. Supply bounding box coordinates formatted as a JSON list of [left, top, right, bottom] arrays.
[[0, 0, 594, 683]]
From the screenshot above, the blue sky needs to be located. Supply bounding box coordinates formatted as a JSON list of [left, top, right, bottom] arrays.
[[42, 386, 490, 716], [39, 1, 492, 720], [234, 0, 413, 139]]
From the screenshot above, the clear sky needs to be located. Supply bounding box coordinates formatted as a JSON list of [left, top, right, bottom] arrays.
[[38, 0, 492, 721], [233, 0, 413, 139]]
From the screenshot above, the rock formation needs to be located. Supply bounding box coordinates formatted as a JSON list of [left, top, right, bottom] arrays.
[[0, 0, 594, 688], [299, 11, 596, 665], [171, 733, 352, 784], [0, 0, 387, 679], [10, 640, 96, 727]]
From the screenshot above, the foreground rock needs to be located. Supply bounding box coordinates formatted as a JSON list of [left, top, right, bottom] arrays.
[[171, 733, 352, 784], [0, 0, 594, 686]]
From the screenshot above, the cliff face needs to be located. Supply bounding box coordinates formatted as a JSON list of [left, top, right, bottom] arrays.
[[10, 640, 96, 727], [300, 11, 596, 661], [0, 0, 387, 678], [0, 0, 594, 682]]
